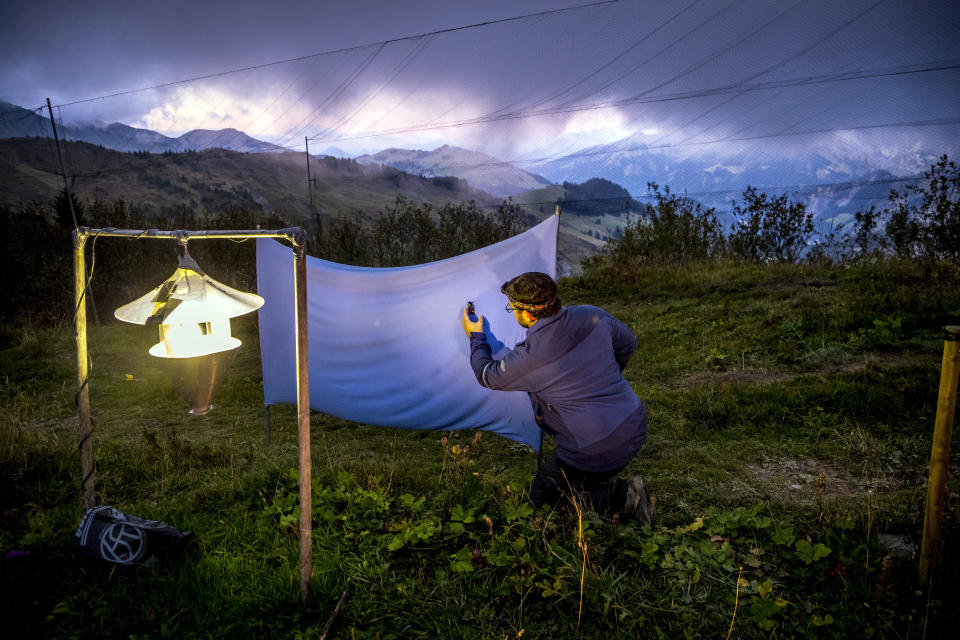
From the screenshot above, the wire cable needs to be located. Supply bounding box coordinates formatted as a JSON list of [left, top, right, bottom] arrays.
[[49, 0, 619, 109], [304, 58, 960, 144], [324, 35, 434, 136], [273, 44, 387, 149], [629, 0, 888, 154]]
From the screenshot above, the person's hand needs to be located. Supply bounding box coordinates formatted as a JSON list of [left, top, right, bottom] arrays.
[[461, 307, 484, 335]]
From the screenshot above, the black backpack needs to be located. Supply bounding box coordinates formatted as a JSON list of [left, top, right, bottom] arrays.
[[74, 506, 192, 567]]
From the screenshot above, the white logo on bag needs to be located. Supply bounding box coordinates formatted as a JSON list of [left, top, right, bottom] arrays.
[[99, 523, 144, 563]]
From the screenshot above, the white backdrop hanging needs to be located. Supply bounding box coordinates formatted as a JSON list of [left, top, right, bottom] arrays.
[[256, 214, 559, 449]]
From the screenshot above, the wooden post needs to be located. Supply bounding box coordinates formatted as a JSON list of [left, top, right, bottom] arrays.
[[47, 98, 79, 230], [73, 229, 96, 509], [293, 233, 313, 604], [919, 326, 960, 584], [305, 137, 315, 219]]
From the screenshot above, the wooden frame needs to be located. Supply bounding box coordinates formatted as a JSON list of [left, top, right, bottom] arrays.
[[72, 226, 314, 603]]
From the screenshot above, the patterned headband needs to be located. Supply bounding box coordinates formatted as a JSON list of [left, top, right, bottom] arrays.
[[509, 297, 558, 313]]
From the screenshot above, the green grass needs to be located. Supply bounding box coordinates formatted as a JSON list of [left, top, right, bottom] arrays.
[[2, 259, 959, 638]]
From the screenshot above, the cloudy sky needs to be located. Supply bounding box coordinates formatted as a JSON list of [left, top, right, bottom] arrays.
[[2, 0, 958, 172]]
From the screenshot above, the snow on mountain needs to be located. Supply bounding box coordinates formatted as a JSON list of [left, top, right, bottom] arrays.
[[523, 134, 942, 224], [322, 146, 351, 158], [2, 98, 942, 225], [0, 101, 284, 153], [169, 128, 284, 153], [355, 144, 553, 198]]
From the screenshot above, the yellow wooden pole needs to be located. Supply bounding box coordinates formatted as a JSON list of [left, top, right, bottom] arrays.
[[73, 229, 96, 509], [919, 326, 960, 583], [293, 233, 313, 605]]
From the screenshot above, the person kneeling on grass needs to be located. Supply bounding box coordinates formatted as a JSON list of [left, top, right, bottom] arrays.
[[460, 272, 653, 524]]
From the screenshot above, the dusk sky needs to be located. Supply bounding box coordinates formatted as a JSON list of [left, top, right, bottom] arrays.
[[2, 0, 959, 176]]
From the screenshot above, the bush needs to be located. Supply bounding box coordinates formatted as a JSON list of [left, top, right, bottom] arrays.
[[729, 186, 814, 263], [314, 196, 530, 267], [884, 154, 960, 263], [603, 183, 723, 266]]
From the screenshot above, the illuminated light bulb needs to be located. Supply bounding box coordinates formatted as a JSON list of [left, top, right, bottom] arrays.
[[115, 247, 264, 414]]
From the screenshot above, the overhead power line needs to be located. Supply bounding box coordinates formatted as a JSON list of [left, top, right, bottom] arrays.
[[49, 0, 619, 109], [0, 104, 46, 117], [271, 44, 388, 150], [625, 0, 889, 161], [405, 116, 960, 177], [306, 58, 960, 144]]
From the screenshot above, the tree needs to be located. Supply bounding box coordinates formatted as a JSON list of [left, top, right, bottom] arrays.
[[319, 196, 529, 267], [885, 154, 960, 263], [560, 178, 638, 217], [729, 186, 813, 262], [54, 187, 84, 228], [605, 183, 722, 265], [1, 201, 71, 321], [848, 205, 882, 260]]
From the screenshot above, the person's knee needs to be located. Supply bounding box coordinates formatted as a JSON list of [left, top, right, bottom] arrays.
[[530, 478, 565, 509]]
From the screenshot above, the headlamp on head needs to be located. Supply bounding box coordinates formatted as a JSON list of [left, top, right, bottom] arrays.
[[501, 272, 561, 319]]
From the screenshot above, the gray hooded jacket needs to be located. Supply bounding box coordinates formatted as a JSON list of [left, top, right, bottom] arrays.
[[469, 305, 646, 472]]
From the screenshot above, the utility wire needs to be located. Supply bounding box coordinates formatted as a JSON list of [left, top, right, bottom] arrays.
[[556, 0, 751, 110], [48, 0, 619, 109], [423, 116, 960, 176], [632, 0, 888, 159], [501, 0, 705, 166], [324, 35, 434, 136], [530, 0, 803, 170], [533, 1, 703, 111], [217, 51, 336, 151], [480, 0, 619, 120], [16, 2, 952, 210], [271, 44, 387, 149], [305, 58, 960, 144], [625, 0, 807, 104], [0, 104, 46, 116], [236, 50, 356, 152]]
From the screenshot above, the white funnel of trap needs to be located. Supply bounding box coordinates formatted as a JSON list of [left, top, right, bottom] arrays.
[[115, 248, 264, 414]]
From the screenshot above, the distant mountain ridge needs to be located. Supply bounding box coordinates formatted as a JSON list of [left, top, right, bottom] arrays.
[[0, 101, 285, 153], [1, 100, 935, 226], [525, 132, 941, 197], [524, 135, 938, 224], [355, 145, 553, 198], [0, 137, 496, 222]]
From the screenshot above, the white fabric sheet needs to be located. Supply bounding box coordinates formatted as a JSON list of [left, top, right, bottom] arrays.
[[256, 214, 559, 449]]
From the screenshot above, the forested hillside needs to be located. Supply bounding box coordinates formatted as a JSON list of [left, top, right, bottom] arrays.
[[0, 138, 609, 273], [0, 138, 495, 222]]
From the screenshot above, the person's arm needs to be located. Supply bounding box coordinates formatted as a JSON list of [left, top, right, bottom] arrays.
[[461, 307, 534, 391], [610, 315, 637, 371]]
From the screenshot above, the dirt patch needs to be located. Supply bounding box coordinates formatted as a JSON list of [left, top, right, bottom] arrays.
[[677, 368, 795, 389], [673, 352, 930, 390], [747, 456, 900, 501]]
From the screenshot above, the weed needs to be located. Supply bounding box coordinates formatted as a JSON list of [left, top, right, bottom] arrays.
[[1, 259, 957, 637]]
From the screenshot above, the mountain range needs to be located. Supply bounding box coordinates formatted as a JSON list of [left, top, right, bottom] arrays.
[[4, 99, 939, 225], [355, 145, 553, 198], [0, 137, 496, 222], [5, 100, 941, 218], [0, 101, 285, 153], [523, 136, 937, 226]]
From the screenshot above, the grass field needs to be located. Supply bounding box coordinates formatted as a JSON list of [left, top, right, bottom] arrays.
[[2, 259, 958, 638]]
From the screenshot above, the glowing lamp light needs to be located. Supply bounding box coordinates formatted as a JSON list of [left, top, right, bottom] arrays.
[[114, 248, 264, 414]]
